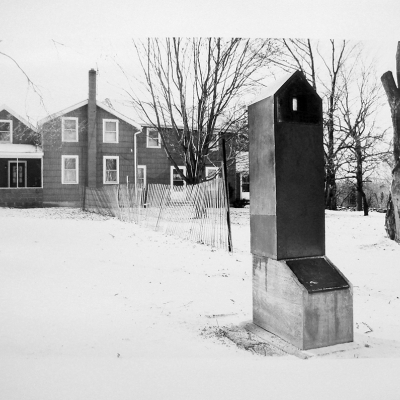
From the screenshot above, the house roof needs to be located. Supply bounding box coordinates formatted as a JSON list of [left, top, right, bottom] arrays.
[[0, 104, 38, 132], [38, 100, 142, 130], [0, 143, 43, 158]]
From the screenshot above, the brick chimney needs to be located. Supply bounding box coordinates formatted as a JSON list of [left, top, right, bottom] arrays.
[[87, 69, 97, 187]]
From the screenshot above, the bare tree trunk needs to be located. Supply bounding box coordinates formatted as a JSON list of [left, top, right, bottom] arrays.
[[381, 42, 400, 242], [356, 192, 362, 211], [389, 169, 400, 240], [325, 165, 337, 210], [356, 178, 363, 212], [356, 184, 369, 216], [323, 40, 349, 211], [385, 193, 396, 239], [355, 140, 364, 212], [362, 191, 369, 216], [325, 88, 337, 210]]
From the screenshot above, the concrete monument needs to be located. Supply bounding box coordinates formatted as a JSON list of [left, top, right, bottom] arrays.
[[248, 71, 353, 350]]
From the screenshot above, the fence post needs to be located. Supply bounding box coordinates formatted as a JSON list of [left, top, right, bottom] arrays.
[[82, 184, 86, 211], [222, 138, 233, 252]]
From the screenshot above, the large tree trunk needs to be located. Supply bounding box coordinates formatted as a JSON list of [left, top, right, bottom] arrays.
[[356, 191, 363, 211], [388, 169, 400, 240], [356, 166, 363, 212], [361, 190, 369, 216], [381, 42, 400, 242], [385, 193, 396, 240], [355, 140, 366, 213], [325, 166, 337, 210], [325, 84, 337, 210]]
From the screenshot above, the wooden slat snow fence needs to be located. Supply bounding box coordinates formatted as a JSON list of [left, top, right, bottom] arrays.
[[83, 178, 231, 251]]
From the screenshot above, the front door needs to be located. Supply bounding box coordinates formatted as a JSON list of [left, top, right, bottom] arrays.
[[9, 162, 26, 188]]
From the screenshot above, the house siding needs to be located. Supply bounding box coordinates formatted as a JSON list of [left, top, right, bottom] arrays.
[[42, 105, 88, 207], [0, 188, 43, 207], [136, 128, 171, 185], [42, 105, 136, 206], [0, 110, 38, 145], [96, 108, 135, 186], [136, 127, 238, 200]]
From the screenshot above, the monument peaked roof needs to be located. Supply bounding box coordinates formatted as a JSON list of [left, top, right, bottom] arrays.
[[249, 70, 311, 106]]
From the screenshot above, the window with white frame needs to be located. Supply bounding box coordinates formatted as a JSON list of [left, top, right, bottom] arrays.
[[137, 165, 146, 187], [103, 119, 119, 143], [0, 120, 12, 143], [205, 166, 220, 179], [62, 117, 78, 142], [61, 155, 79, 184], [170, 166, 186, 187], [146, 128, 161, 148], [103, 156, 119, 184]]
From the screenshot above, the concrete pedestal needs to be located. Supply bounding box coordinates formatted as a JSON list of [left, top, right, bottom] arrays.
[[253, 255, 353, 350]]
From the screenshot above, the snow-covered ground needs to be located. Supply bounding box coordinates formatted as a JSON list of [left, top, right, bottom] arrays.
[[1, 207, 400, 399]]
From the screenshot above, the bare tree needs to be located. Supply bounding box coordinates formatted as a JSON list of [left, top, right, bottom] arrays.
[[0, 42, 45, 113], [124, 38, 279, 184], [381, 42, 400, 241], [277, 39, 362, 209], [339, 64, 390, 216], [276, 39, 318, 90], [1, 42, 47, 145]]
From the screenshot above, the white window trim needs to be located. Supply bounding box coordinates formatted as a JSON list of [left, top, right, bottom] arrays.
[[0, 119, 13, 143], [61, 117, 79, 142], [137, 165, 147, 187], [205, 166, 219, 179], [61, 155, 79, 185], [146, 128, 161, 148], [103, 119, 119, 143], [103, 156, 119, 184], [170, 165, 186, 187]]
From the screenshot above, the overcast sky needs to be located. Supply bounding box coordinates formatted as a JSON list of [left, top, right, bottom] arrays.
[[1, 0, 400, 126]]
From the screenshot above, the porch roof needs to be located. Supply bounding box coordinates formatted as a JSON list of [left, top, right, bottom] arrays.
[[0, 144, 43, 158]]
